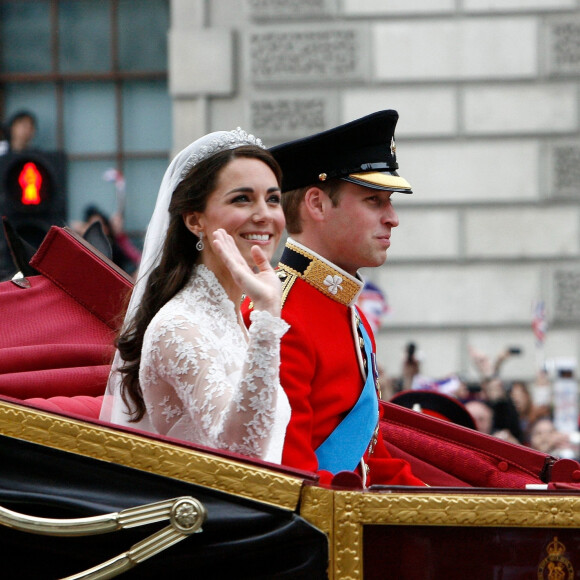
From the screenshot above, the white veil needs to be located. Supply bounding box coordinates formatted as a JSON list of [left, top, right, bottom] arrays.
[[100, 128, 265, 428]]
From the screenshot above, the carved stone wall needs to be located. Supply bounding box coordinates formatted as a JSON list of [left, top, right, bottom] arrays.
[[251, 97, 326, 137], [554, 270, 580, 323], [550, 142, 580, 198], [172, 0, 580, 383], [249, 26, 369, 84], [547, 16, 580, 75], [246, 0, 337, 19]]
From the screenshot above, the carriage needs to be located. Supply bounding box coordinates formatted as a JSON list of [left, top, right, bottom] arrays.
[[1, 226, 580, 579]]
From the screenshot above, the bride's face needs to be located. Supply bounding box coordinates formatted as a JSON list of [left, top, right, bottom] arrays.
[[192, 156, 285, 268]]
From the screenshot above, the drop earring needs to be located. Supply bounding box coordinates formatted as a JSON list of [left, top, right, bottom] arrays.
[[196, 231, 204, 251]]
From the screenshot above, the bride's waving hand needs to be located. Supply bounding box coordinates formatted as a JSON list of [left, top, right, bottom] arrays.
[[212, 228, 282, 317]]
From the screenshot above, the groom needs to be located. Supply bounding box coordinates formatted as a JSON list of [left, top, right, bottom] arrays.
[[245, 110, 423, 487]]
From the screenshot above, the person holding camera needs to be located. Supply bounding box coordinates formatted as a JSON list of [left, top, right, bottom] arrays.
[[468, 345, 524, 442]]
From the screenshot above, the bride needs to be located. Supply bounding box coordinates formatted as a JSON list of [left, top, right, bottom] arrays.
[[100, 128, 290, 463]]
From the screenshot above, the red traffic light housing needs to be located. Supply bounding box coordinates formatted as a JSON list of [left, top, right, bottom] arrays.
[[0, 151, 67, 276], [18, 162, 43, 206], [5, 156, 52, 210]]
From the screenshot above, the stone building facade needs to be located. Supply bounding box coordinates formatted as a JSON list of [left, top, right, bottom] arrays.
[[169, 0, 580, 388]]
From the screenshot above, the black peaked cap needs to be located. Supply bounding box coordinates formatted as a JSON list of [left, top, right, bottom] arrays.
[[390, 390, 476, 430], [269, 109, 412, 194]]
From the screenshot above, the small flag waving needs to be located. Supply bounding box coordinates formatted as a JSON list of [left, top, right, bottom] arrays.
[[103, 168, 126, 215], [357, 281, 390, 334], [532, 300, 547, 346]]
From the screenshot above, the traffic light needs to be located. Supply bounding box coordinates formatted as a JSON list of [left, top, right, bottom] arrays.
[[0, 150, 67, 278]]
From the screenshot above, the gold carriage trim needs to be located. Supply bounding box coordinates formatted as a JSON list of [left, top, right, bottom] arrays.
[[0, 496, 206, 580], [0, 400, 303, 512], [316, 490, 580, 580]]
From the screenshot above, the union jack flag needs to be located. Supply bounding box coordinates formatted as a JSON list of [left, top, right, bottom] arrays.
[[357, 281, 390, 334]]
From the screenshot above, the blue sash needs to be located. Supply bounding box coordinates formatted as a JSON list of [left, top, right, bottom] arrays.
[[315, 317, 379, 473]]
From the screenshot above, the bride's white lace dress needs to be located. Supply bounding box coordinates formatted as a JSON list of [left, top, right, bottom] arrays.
[[138, 264, 290, 462]]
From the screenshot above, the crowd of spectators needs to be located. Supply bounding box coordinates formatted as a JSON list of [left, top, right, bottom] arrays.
[[381, 341, 580, 461]]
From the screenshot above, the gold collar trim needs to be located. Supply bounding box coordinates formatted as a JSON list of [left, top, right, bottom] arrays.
[[278, 238, 363, 307]]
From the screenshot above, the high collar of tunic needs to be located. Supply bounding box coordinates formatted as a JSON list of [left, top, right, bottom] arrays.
[[278, 238, 364, 307]]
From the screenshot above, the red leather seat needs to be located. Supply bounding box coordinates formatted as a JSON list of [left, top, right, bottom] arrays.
[[23, 395, 104, 419], [0, 226, 132, 418]]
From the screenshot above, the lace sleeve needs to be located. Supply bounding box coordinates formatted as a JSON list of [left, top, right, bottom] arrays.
[[141, 308, 289, 459]]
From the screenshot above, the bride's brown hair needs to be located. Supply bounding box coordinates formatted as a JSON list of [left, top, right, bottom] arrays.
[[117, 145, 282, 420]]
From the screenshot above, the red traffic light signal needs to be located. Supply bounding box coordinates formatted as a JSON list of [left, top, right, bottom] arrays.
[[4, 155, 53, 211], [18, 162, 43, 206], [0, 150, 67, 251]]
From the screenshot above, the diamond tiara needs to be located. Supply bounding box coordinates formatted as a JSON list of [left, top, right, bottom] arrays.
[[180, 128, 265, 179]]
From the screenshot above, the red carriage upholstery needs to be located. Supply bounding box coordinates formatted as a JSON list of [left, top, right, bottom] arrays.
[[0, 226, 131, 414], [380, 400, 580, 488], [22, 394, 104, 419]]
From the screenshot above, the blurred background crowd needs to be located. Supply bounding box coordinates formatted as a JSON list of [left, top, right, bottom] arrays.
[[357, 282, 580, 462]]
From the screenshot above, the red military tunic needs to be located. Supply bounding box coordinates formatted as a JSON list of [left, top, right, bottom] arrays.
[[243, 238, 423, 487]]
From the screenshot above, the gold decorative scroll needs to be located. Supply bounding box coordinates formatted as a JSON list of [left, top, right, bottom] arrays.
[[0, 400, 304, 511]]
